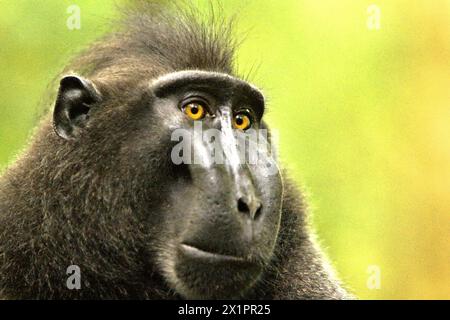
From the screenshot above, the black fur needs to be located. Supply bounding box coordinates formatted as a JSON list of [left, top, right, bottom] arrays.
[[0, 1, 351, 299]]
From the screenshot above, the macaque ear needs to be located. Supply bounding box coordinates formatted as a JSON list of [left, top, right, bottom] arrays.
[[53, 75, 101, 140]]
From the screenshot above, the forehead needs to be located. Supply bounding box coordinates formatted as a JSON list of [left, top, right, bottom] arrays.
[[150, 70, 265, 108]]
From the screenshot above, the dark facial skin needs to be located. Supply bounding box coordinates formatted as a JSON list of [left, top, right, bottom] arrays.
[[53, 70, 283, 299], [147, 71, 283, 298]]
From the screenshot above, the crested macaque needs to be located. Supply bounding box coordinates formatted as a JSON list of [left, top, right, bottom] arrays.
[[0, 1, 351, 299]]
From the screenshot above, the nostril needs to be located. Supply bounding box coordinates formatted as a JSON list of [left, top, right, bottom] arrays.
[[237, 197, 263, 220], [237, 197, 250, 214], [254, 203, 263, 220]]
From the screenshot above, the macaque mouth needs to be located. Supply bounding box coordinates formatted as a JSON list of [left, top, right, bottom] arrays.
[[179, 243, 250, 264]]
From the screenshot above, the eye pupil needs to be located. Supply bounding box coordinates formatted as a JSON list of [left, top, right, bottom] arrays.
[[190, 105, 199, 114], [236, 117, 244, 126]]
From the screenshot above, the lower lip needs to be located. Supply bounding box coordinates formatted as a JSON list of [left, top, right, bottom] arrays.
[[179, 244, 249, 263]]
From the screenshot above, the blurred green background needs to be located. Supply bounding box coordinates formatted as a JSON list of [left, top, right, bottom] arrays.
[[0, 0, 449, 299]]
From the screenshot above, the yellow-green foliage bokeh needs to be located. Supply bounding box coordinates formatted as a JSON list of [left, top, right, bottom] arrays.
[[0, 0, 449, 299]]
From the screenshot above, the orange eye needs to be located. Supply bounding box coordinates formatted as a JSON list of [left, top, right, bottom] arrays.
[[233, 113, 252, 131], [183, 102, 205, 120]]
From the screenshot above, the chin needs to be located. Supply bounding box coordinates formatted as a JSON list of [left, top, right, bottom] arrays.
[[162, 243, 265, 299]]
